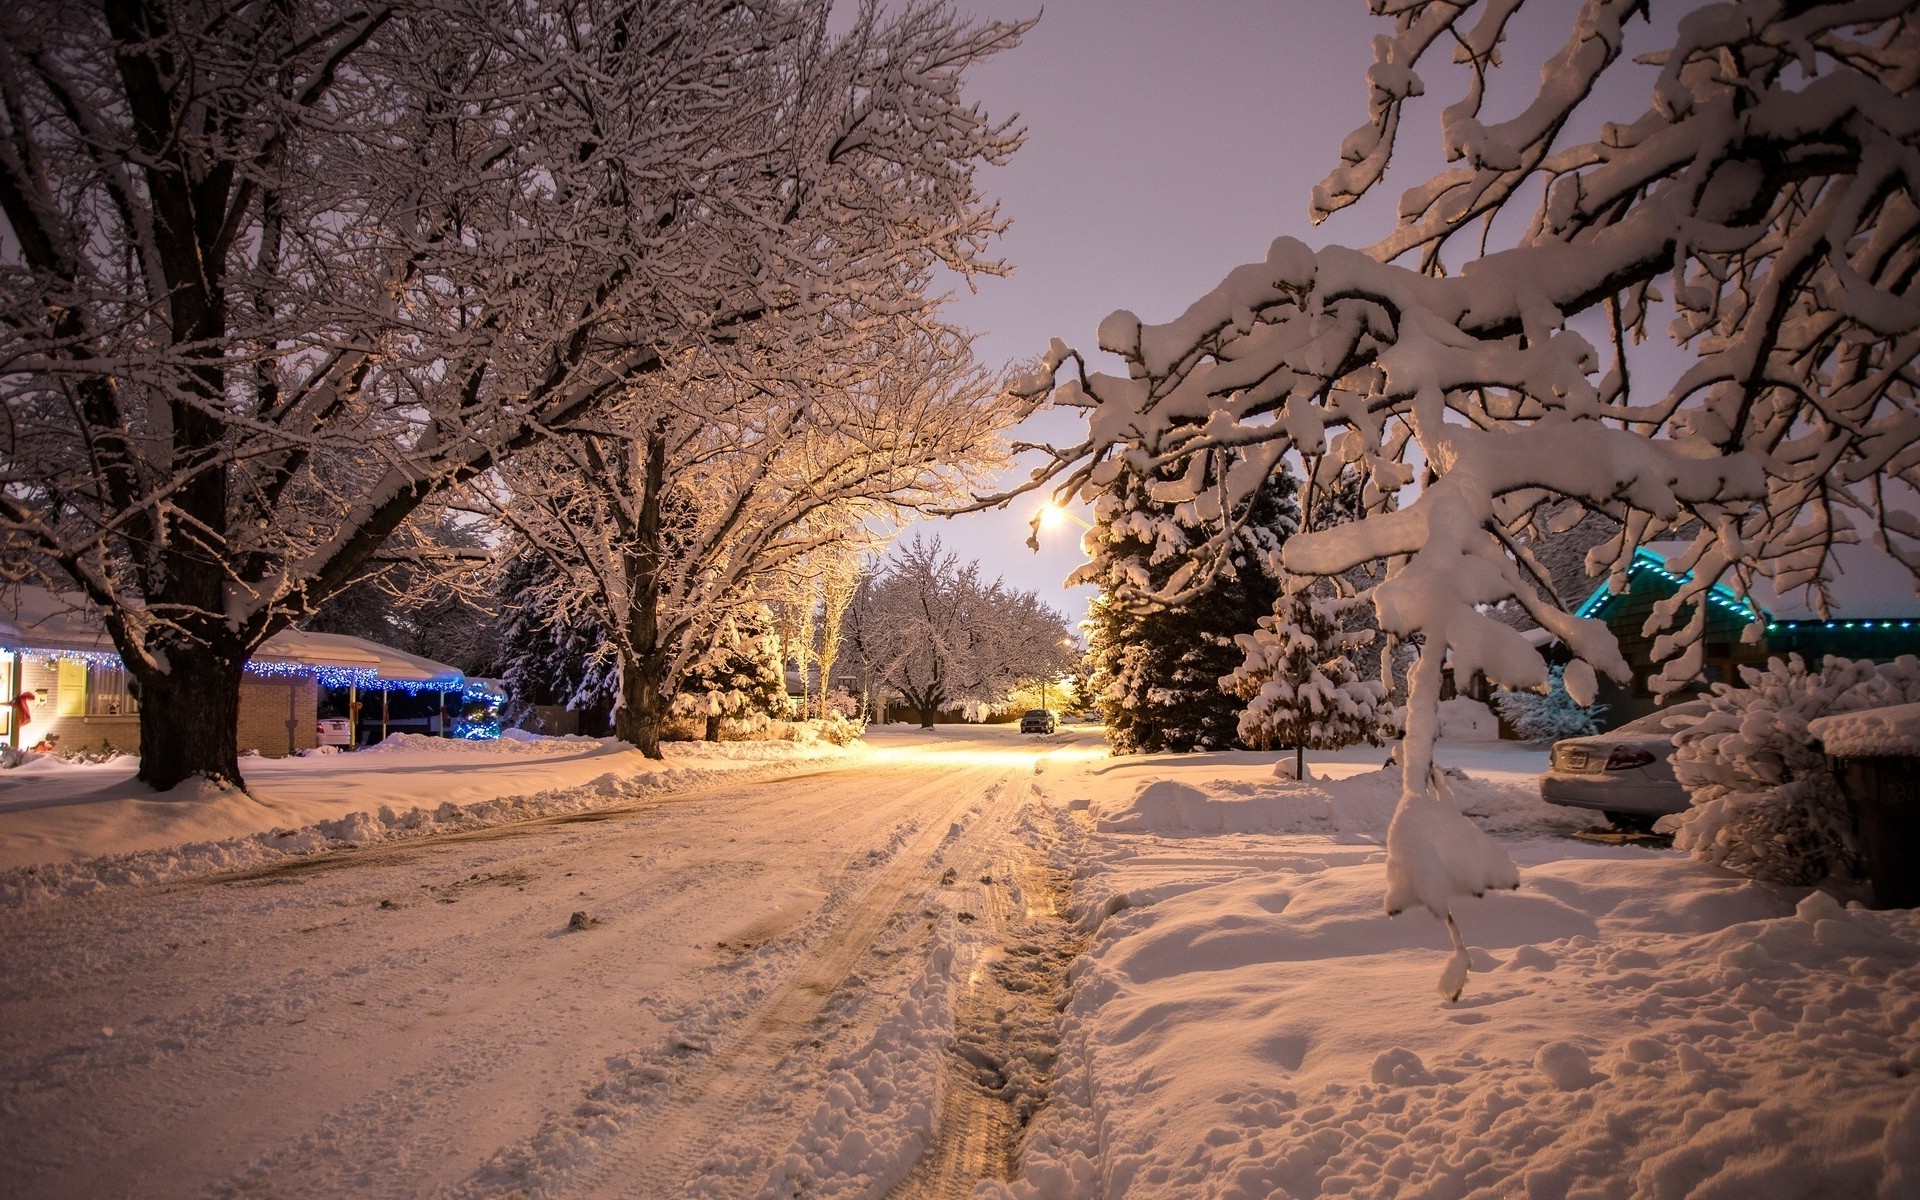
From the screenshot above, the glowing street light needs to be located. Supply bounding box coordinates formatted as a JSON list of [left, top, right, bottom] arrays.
[[1038, 502, 1091, 532]]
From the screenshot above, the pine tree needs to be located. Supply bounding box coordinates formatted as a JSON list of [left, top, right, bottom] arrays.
[[492, 552, 618, 734], [1085, 475, 1296, 753], [1223, 587, 1388, 779], [673, 606, 791, 741], [1491, 665, 1606, 742]]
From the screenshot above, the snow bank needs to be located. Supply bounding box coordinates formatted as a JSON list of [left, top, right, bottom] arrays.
[[1090, 760, 1576, 841], [1810, 702, 1920, 759], [0, 735, 854, 907], [1000, 745, 1920, 1200]]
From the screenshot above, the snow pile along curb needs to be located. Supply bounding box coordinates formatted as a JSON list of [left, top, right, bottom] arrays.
[[0, 738, 855, 908]]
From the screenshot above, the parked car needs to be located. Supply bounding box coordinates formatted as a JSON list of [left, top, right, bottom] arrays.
[[1020, 708, 1058, 734], [315, 717, 354, 748], [1540, 700, 1710, 828]]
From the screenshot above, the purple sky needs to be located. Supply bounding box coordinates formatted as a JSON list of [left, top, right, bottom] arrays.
[[903, 1, 1440, 627]]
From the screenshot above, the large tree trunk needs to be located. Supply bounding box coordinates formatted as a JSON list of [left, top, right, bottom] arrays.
[[901, 687, 942, 729], [614, 422, 673, 761], [130, 643, 249, 791], [704, 713, 722, 742], [615, 655, 670, 759]]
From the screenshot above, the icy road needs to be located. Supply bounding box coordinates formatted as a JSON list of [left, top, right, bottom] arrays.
[[0, 730, 1093, 1199]]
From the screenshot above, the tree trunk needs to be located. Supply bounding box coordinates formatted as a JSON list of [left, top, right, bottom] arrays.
[[614, 422, 673, 761], [131, 645, 249, 791], [704, 713, 722, 742], [901, 687, 941, 729], [615, 653, 669, 759]]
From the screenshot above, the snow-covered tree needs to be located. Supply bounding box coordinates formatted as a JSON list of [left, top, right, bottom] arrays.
[[813, 548, 868, 721], [1670, 655, 1920, 886], [672, 607, 790, 742], [0, 0, 1024, 790], [1084, 474, 1297, 753], [993, 0, 1920, 993], [492, 550, 618, 734], [491, 325, 1018, 757], [304, 513, 500, 677], [1491, 665, 1608, 743], [849, 537, 1078, 728], [1223, 587, 1388, 780]]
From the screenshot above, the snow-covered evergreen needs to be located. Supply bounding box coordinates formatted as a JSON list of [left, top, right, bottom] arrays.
[[1491, 666, 1607, 743], [1084, 475, 1296, 753], [672, 607, 791, 741], [492, 551, 619, 732], [1670, 655, 1920, 886], [1222, 587, 1389, 778]]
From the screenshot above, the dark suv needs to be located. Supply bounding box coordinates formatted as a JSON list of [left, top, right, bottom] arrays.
[[1020, 708, 1058, 734]]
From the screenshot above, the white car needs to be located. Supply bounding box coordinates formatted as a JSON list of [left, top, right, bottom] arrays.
[[1539, 701, 1709, 828]]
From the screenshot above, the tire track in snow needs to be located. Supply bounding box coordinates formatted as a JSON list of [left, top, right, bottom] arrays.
[[0, 751, 949, 1199], [891, 771, 1087, 1199], [516, 760, 1028, 1200]]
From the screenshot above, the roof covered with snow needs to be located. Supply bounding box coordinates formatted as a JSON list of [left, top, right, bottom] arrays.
[[1570, 543, 1920, 623], [0, 588, 464, 687]]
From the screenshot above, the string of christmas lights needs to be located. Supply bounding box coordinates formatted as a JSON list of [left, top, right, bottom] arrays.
[[1, 646, 465, 692], [1574, 551, 1762, 622]]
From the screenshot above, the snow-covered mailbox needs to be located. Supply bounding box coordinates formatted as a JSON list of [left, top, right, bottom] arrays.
[[0, 588, 467, 757], [1809, 703, 1920, 910]]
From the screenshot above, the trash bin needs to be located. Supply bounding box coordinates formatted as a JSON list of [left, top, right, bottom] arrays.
[[1828, 756, 1920, 910]]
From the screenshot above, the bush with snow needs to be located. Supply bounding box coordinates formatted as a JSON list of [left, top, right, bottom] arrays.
[[1492, 665, 1607, 742], [814, 711, 866, 747], [1669, 655, 1920, 886]]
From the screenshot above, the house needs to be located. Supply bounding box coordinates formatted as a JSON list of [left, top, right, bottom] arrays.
[[0, 589, 471, 756], [1571, 543, 1920, 725]]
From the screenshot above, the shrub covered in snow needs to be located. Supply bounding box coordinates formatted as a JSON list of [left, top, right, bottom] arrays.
[[1669, 655, 1920, 886], [814, 711, 866, 747], [1492, 665, 1607, 742]]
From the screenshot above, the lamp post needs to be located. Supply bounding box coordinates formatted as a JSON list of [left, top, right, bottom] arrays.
[[1038, 502, 1091, 534]]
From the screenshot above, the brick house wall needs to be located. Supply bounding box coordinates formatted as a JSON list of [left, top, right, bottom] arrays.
[[14, 658, 141, 756], [238, 676, 319, 757], [12, 658, 319, 757]]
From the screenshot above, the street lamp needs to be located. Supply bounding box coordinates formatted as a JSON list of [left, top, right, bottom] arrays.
[[1038, 502, 1091, 533]]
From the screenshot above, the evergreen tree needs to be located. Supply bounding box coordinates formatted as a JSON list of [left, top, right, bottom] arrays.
[[1491, 665, 1607, 742], [673, 606, 791, 741], [1223, 587, 1388, 779], [1084, 474, 1297, 753], [492, 551, 618, 734]]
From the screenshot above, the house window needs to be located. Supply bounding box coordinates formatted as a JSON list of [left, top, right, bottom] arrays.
[[86, 663, 137, 716]]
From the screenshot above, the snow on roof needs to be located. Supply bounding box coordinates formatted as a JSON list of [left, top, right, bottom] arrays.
[[1574, 542, 1920, 622], [0, 588, 463, 686], [1648, 542, 1920, 621], [0, 587, 119, 654]]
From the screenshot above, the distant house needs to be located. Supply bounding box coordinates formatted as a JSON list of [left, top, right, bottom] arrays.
[[1572, 543, 1920, 725], [0, 589, 470, 756]]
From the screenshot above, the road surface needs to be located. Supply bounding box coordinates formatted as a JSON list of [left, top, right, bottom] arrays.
[[0, 729, 1092, 1199]]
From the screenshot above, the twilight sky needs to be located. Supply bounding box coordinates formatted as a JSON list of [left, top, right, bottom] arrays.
[[904, 0, 1641, 630]]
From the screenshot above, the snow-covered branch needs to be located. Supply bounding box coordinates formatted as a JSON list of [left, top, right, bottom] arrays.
[[998, 0, 1920, 986]]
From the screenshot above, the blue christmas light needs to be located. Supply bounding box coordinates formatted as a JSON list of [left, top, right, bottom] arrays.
[[1, 645, 463, 692]]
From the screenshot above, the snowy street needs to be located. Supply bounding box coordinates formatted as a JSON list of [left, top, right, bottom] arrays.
[[4, 725, 1918, 1199], [0, 729, 1088, 1199]]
